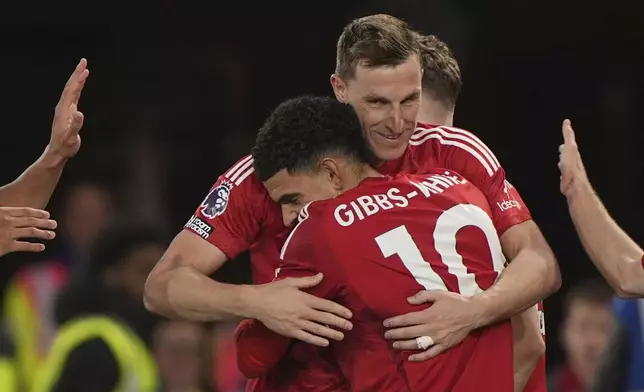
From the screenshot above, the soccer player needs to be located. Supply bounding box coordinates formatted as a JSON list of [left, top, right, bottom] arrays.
[[0, 59, 89, 256], [144, 13, 559, 386], [236, 95, 515, 391], [559, 119, 644, 297], [412, 34, 546, 392]]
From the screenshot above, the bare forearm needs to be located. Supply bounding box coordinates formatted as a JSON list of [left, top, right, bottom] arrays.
[[144, 265, 258, 321], [512, 307, 544, 392], [0, 147, 66, 208], [471, 222, 560, 327], [567, 180, 644, 297]]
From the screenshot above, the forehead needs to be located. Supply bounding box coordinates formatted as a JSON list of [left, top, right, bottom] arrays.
[[264, 170, 311, 201], [351, 54, 422, 96]]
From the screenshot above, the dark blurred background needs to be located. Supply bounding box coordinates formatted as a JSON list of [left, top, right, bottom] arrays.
[[1, 0, 643, 389]]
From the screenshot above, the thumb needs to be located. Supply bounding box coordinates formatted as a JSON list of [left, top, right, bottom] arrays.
[[70, 111, 84, 134], [407, 290, 442, 304], [288, 273, 323, 289], [562, 119, 575, 144]]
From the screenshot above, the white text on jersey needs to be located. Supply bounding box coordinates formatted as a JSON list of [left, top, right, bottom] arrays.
[[186, 215, 213, 239], [334, 172, 467, 227]]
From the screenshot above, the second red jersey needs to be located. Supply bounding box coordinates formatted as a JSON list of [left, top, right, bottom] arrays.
[[237, 169, 515, 392]]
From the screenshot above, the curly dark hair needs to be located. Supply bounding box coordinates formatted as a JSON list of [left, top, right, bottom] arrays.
[[252, 96, 373, 182]]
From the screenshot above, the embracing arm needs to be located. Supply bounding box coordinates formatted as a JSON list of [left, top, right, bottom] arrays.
[[511, 305, 545, 392], [144, 230, 256, 321], [470, 220, 560, 327]]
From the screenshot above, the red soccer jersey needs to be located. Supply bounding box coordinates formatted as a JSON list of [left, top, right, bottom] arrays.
[[236, 170, 514, 392], [184, 124, 540, 391], [382, 124, 546, 391]]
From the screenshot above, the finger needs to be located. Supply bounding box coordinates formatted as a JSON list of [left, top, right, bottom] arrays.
[[12, 227, 56, 241], [305, 309, 353, 331], [10, 241, 46, 253], [306, 294, 352, 319], [406, 289, 444, 305], [11, 217, 57, 230], [384, 324, 429, 340], [71, 69, 89, 105], [562, 119, 576, 144], [408, 344, 447, 362], [59, 59, 89, 107], [285, 273, 324, 289], [383, 310, 426, 328], [291, 329, 330, 347], [299, 320, 344, 342], [3, 207, 50, 219], [390, 339, 421, 350]]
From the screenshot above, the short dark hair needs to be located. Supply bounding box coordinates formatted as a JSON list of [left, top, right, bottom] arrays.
[[335, 14, 420, 80], [416, 33, 462, 106], [252, 96, 373, 182], [563, 277, 614, 315]]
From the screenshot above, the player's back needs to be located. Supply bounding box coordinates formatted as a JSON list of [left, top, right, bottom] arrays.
[[309, 169, 514, 392]]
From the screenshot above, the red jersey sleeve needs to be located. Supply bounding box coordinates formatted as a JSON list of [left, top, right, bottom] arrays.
[[233, 319, 292, 378], [183, 155, 276, 259], [413, 124, 532, 235], [234, 203, 340, 378]]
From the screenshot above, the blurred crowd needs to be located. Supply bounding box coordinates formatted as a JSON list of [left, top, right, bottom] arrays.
[[0, 181, 247, 391]]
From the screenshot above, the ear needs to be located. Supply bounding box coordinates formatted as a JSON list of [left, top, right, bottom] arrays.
[[330, 74, 347, 103], [320, 158, 343, 191]]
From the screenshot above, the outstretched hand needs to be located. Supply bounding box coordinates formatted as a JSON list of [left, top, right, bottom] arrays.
[[558, 119, 588, 197], [48, 59, 90, 159]]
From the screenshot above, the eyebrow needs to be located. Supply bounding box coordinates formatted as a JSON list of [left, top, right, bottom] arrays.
[[363, 90, 421, 103], [277, 193, 301, 205]]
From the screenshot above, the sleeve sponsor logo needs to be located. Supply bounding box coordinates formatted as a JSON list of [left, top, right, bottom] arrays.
[[185, 215, 213, 239], [200, 181, 232, 219], [496, 180, 521, 211]]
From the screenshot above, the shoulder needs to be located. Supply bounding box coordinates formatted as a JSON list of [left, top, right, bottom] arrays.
[[411, 123, 501, 177], [199, 154, 273, 219], [210, 154, 267, 200], [280, 201, 337, 258]]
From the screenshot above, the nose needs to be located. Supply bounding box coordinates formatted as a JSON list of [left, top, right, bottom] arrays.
[[281, 205, 298, 227], [386, 104, 404, 134]]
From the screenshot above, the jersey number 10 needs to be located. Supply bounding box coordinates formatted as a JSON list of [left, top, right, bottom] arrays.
[[375, 204, 506, 296]]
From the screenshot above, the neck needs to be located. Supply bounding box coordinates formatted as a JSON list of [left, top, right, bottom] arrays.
[[342, 163, 383, 192], [418, 96, 454, 127]]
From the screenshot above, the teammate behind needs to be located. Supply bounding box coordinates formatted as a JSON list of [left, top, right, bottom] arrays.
[[236, 95, 514, 392], [414, 33, 546, 391]]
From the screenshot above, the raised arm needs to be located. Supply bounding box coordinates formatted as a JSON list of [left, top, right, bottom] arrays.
[[559, 119, 644, 297], [0, 59, 89, 209]]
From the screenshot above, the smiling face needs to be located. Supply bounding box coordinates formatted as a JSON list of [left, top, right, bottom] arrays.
[[331, 54, 422, 162]]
